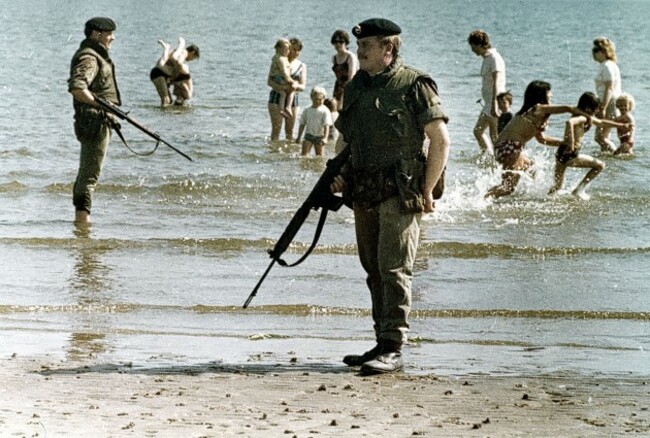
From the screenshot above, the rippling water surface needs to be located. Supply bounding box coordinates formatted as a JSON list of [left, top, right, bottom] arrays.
[[1, 0, 648, 376]]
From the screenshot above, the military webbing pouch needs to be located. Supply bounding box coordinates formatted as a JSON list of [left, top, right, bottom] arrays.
[[395, 157, 425, 213], [74, 107, 111, 142], [346, 166, 398, 209], [395, 158, 446, 213]]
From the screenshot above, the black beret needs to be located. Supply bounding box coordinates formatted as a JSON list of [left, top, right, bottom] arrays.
[[85, 17, 117, 33], [352, 18, 401, 39]]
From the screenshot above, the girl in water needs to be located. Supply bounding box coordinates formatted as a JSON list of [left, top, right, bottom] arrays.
[[268, 38, 295, 119], [613, 93, 636, 155]]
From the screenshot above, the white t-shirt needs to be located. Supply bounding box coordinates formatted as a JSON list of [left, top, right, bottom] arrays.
[[481, 48, 506, 115], [595, 60, 621, 103], [300, 105, 332, 137]]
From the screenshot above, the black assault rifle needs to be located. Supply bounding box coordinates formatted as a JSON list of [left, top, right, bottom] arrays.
[[243, 147, 351, 308], [94, 95, 193, 162]]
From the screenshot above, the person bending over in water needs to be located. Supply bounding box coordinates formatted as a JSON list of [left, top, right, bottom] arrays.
[[549, 92, 630, 200], [486, 80, 585, 199], [268, 38, 295, 119], [612, 93, 636, 155], [150, 37, 200, 106]]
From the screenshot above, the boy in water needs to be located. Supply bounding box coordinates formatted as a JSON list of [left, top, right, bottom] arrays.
[[496, 91, 513, 134], [613, 93, 636, 155], [296, 86, 332, 156], [268, 38, 295, 119], [548, 92, 630, 200]]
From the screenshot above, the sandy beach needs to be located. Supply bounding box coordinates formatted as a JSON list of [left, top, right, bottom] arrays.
[[1, 355, 648, 437]]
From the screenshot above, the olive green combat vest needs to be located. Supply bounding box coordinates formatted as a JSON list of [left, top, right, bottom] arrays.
[[340, 58, 426, 171], [70, 39, 121, 113], [338, 58, 429, 210]]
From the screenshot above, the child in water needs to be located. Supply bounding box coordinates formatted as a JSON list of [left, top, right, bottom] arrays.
[[613, 93, 636, 155], [323, 97, 339, 144], [548, 92, 630, 200], [296, 86, 332, 156], [268, 38, 295, 119], [496, 91, 513, 135]]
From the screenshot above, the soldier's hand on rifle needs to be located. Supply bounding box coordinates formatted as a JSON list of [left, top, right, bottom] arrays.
[[330, 175, 346, 194]]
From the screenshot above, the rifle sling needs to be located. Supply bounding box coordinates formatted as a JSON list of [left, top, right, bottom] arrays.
[[95, 96, 192, 161], [276, 207, 329, 268], [109, 119, 160, 157]]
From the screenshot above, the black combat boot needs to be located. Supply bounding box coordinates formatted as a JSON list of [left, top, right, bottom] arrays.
[[342, 343, 382, 367], [360, 340, 403, 375]]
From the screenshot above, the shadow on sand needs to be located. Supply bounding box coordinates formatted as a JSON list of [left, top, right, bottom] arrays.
[[35, 361, 353, 376]]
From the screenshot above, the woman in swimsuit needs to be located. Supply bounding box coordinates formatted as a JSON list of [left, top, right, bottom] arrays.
[[486, 80, 584, 199], [330, 29, 358, 110]]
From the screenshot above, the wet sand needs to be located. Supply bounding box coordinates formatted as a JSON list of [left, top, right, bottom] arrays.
[[1, 355, 648, 437]]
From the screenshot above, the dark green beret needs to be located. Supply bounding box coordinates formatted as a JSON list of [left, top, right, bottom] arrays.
[[85, 17, 117, 33], [352, 18, 401, 39]]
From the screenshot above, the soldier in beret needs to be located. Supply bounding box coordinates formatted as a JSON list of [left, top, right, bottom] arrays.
[[331, 18, 450, 375], [68, 17, 121, 225]]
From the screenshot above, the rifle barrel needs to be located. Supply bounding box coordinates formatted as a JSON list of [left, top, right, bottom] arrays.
[[158, 138, 194, 162], [243, 259, 277, 308]]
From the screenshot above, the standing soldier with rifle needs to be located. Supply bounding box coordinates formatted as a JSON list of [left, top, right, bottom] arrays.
[[68, 17, 121, 225], [330, 19, 450, 375]]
